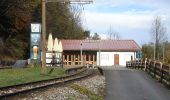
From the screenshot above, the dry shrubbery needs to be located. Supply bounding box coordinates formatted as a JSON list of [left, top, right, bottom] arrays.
[[0, 38, 24, 60], [142, 42, 170, 65], [164, 48, 170, 65]]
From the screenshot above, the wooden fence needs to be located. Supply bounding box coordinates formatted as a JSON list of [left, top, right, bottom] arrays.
[[126, 59, 170, 88]]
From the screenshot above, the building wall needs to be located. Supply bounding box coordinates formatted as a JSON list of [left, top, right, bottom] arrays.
[[97, 52, 136, 66]]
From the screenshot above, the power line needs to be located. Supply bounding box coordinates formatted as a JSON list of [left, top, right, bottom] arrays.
[[47, 0, 93, 4]]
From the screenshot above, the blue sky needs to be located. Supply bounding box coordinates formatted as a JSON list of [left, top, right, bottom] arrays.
[[81, 0, 170, 46]]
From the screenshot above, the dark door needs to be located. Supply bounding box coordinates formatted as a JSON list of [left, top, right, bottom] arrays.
[[114, 54, 119, 65]]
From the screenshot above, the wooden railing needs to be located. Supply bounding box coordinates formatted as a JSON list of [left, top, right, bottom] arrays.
[[126, 59, 170, 88]]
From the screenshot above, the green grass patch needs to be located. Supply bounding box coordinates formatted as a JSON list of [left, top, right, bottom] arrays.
[[69, 84, 103, 100], [0, 67, 65, 87]]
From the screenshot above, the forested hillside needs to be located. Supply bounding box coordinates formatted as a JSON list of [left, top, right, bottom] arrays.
[[0, 0, 87, 60]]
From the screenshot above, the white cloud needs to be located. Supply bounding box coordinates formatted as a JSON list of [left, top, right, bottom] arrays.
[[83, 11, 153, 31], [93, 0, 170, 8], [81, 0, 170, 43]]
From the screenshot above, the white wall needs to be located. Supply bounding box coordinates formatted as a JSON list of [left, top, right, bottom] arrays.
[[97, 52, 136, 66]]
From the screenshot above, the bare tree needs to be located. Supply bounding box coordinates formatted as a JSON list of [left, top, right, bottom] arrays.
[[70, 5, 82, 26], [107, 26, 120, 40], [68, 4, 84, 38], [150, 16, 167, 60]]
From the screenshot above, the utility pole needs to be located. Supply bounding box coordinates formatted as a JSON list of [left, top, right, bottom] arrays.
[[41, 0, 93, 73], [41, 0, 46, 74], [80, 41, 83, 66]]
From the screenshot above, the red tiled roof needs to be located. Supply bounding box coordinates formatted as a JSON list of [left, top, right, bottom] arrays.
[[61, 40, 141, 51]]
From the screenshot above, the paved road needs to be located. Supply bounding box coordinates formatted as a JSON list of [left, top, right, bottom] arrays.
[[103, 66, 170, 100]]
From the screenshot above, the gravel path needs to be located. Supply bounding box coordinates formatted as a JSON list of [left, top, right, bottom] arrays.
[[74, 75, 105, 95], [11, 74, 105, 100]]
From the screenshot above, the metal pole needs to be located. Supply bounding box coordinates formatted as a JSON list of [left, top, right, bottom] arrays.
[[98, 40, 101, 67], [154, 42, 155, 61], [80, 41, 83, 66], [41, 0, 46, 74]]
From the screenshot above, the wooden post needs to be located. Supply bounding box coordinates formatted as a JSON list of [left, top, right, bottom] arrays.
[[144, 58, 147, 71], [160, 62, 163, 83], [82, 54, 84, 66], [78, 55, 80, 65], [88, 55, 90, 66], [93, 55, 95, 68], [67, 55, 69, 66], [90, 55, 92, 67], [89, 55, 91, 62], [63, 55, 65, 66], [73, 55, 75, 65], [134, 60, 136, 69], [71, 55, 73, 66], [154, 61, 156, 78], [41, 0, 47, 74], [84, 55, 86, 66]]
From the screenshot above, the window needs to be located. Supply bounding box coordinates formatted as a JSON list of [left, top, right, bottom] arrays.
[[101, 54, 109, 60]]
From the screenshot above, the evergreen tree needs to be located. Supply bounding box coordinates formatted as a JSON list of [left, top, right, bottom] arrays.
[[92, 33, 100, 40]]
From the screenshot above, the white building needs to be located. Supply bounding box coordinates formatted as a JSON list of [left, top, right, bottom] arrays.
[[61, 40, 141, 67]]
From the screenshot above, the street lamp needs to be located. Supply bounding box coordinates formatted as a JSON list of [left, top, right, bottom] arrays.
[[80, 41, 83, 66], [80, 40, 101, 67], [98, 40, 101, 67]]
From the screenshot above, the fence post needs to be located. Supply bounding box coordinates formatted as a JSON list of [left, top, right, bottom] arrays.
[[141, 59, 144, 69], [148, 60, 151, 74], [126, 61, 127, 68], [159, 62, 163, 83], [131, 61, 133, 68], [134, 60, 136, 69], [144, 58, 147, 71], [153, 61, 156, 78], [137, 60, 139, 69]]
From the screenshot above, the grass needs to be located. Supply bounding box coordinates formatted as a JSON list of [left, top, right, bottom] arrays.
[[0, 67, 65, 87], [69, 84, 103, 100]]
